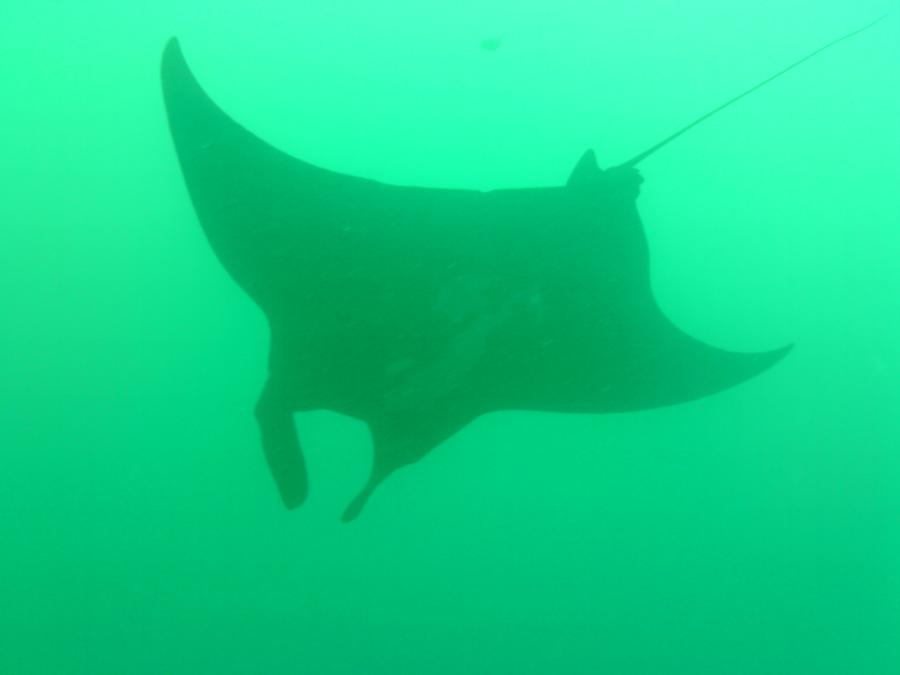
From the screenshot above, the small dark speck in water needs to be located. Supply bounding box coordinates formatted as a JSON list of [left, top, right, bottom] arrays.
[[480, 37, 502, 52]]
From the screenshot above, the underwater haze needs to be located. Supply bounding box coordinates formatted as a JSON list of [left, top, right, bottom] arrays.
[[2, 1, 899, 673]]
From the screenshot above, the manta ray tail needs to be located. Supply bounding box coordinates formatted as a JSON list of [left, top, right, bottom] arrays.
[[619, 15, 886, 168]]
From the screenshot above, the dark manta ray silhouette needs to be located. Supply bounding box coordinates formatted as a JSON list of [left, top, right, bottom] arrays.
[[161, 19, 881, 521]]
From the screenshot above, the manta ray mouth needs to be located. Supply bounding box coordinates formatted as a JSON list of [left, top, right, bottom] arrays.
[[161, 36, 793, 521]]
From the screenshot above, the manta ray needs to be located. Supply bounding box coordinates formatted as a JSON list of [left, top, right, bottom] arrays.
[[161, 20, 880, 521]]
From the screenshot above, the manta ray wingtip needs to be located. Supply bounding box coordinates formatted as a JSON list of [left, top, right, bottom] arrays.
[[162, 36, 180, 59], [341, 500, 365, 524], [742, 342, 794, 376], [771, 343, 795, 362], [738, 342, 795, 386], [161, 37, 185, 75], [341, 487, 373, 524], [341, 471, 391, 523]]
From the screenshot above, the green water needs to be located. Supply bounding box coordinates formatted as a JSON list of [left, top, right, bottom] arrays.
[[2, 2, 898, 673]]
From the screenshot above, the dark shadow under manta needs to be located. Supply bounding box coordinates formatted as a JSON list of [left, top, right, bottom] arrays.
[[160, 20, 881, 521]]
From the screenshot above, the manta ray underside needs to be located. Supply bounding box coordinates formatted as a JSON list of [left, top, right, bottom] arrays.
[[161, 38, 794, 521]]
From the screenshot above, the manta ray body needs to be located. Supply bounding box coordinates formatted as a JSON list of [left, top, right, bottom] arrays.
[[160, 24, 876, 520]]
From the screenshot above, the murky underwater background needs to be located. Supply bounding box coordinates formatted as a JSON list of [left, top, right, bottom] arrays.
[[2, 1, 899, 673]]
